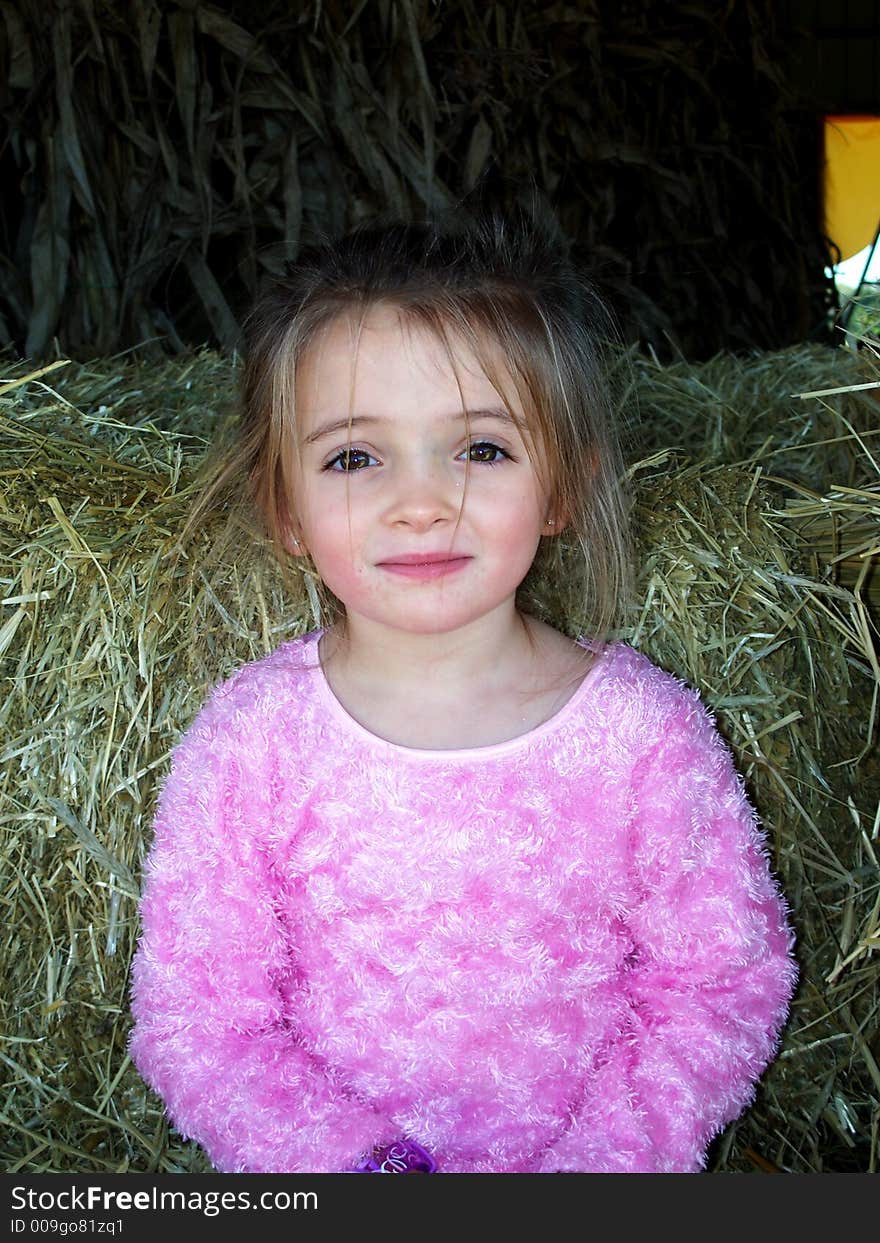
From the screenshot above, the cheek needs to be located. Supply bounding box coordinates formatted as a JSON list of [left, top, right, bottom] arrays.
[[482, 514, 543, 582], [300, 508, 368, 588], [298, 483, 357, 548], [302, 546, 360, 608], [495, 489, 546, 542], [307, 523, 354, 567]]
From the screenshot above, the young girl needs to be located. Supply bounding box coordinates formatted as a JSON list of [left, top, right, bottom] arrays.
[[129, 215, 798, 1174]]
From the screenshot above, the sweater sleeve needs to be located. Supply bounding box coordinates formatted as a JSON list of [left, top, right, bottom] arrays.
[[537, 685, 798, 1173], [128, 685, 399, 1173]]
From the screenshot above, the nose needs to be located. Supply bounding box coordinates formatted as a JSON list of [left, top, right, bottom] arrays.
[[382, 450, 460, 531]]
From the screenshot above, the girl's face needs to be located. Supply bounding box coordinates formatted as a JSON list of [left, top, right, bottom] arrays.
[[288, 305, 557, 641]]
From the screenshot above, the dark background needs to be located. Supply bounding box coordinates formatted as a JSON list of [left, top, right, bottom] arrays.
[[0, 0, 878, 362]]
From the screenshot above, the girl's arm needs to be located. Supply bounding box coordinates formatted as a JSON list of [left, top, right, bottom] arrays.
[[129, 690, 399, 1174], [537, 686, 798, 1173]]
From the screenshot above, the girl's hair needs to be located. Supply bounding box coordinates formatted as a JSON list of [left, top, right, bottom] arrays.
[[199, 211, 632, 644]]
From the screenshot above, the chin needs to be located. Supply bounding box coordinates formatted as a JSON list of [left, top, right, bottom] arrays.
[[351, 603, 500, 637], [376, 615, 482, 637]]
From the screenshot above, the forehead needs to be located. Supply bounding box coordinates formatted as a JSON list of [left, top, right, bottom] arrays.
[[295, 305, 516, 414]]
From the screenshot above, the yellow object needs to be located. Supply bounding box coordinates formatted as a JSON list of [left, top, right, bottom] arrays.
[[824, 116, 880, 262]]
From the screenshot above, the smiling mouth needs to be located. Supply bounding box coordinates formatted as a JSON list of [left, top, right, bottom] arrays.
[[376, 555, 472, 579]]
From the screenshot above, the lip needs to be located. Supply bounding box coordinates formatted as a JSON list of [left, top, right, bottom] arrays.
[[376, 553, 473, 580]]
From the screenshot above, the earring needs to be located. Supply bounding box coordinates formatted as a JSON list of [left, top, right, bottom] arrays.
[[546, 518, 555, 526]]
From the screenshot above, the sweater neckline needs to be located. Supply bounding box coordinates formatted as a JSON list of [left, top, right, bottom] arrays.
[[302, 629, 611, 761]]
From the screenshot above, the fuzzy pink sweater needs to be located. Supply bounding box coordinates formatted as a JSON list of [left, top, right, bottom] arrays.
[[129, 631, 797, 1174]]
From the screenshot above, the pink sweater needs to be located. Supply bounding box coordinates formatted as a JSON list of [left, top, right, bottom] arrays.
[[129, 632, 797, 1173]]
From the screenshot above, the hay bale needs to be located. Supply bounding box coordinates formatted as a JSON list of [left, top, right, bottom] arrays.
[[1, 347, 877, 1172]]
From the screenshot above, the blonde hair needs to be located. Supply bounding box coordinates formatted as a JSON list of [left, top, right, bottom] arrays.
[[199, 212, 632, 645]]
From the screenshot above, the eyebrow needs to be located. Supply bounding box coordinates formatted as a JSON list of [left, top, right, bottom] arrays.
[[301, 407, 518, 446]]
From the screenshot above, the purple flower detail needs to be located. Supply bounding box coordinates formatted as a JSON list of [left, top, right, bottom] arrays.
[[354, 1139, 437, 1173]]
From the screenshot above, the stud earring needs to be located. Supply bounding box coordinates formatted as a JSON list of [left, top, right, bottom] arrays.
[[546, 518, 555, 526]]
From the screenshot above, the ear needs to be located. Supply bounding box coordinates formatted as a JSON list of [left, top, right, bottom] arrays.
[[277, 498, 308, 557], [281, 524, 309, 557], [283, 529, 308, 557], [542, 512, 568, 537]]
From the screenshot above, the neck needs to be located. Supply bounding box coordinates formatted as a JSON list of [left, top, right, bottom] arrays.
[[320, 606, 536, 694]]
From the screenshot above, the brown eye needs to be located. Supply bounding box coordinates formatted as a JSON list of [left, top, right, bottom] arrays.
[[325, 448, 376, 472], [466, 441, 508, 464]]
